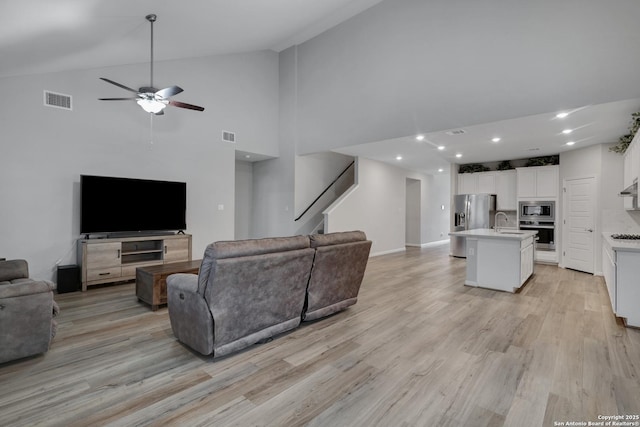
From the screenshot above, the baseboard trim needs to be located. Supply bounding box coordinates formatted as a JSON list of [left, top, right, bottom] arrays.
[[406, 239, 450, 249], [370, 247, 406, 257]]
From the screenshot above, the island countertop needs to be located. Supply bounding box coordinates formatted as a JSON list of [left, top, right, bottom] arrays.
[[449, 228, 538, 240]]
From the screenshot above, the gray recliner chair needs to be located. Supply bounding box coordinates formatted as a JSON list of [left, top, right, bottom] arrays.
[[303, 231, 372, 321], [0, 259, 59, 364]]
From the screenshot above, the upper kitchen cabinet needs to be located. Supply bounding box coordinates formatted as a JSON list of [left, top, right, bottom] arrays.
[[457, 170, 517, 210], [477, 173, 496, 194], [458, 172, 480, 194], [623, 133, 640, 188], [495, 170, 517, 210], [516, 165, 559, 199]]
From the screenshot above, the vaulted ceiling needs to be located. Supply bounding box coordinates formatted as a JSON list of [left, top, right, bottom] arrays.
[[4, 0, 640, 174]]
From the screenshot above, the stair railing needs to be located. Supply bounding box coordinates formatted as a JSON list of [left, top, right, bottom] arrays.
[[294, 161, 355, 221]]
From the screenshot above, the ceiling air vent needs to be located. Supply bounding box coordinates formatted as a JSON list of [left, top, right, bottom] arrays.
[[44, 90, 72, 110], [222, 130, 236, 143], [445, 129, 466, 136]]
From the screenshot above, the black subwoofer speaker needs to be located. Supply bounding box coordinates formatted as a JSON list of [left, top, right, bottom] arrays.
[[57, 265, 80, 294]]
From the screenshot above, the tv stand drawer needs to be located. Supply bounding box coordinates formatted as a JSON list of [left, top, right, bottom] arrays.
[[87, 266, 122, 282]]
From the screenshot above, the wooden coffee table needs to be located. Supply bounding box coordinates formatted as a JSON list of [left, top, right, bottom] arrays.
[[136, 259, 201, 311]]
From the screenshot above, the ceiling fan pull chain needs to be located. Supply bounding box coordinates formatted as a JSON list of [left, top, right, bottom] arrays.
[[149, 113, 154, 146]]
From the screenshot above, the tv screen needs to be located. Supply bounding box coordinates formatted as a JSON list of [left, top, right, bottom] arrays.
[[80, 175, 187, 234]]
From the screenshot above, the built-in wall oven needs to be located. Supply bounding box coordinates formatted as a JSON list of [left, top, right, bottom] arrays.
[[519, 201, 556, 251]]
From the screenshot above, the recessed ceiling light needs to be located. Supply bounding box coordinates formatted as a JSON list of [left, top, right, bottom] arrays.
[[245, 154, 251, 158], [455, 153, 462, 158], [437, 146, 445, 151], [566, 141, 576, 146], [416, 135, 425, 141], [438, 168, 444, 172], [562, 129, 573, 134], [396, 155, 402, 160], [556, 112, 569, 119], [491, 137, 501, 143]]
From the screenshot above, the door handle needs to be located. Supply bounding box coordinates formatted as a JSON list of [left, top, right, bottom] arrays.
[[586, 228, 593, 232]]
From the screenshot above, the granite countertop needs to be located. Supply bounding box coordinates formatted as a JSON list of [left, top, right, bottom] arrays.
[[449, 228, 538, 241], [602, 233, 640, 252]]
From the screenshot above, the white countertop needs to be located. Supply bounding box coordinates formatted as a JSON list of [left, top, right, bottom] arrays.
[[449, 228, 537, 241], [602, 233, 640, 252]]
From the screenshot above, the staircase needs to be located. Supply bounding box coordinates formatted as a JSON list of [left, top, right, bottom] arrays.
[[294, 161, 355, 235]]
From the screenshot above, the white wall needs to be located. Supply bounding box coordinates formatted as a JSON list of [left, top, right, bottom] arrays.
[[326, 157, 450, 255], [405, 178, 421, 246], [600, 144, 640, 233], [235, 160, 254, 240], [559, 143, 640, 273], [294, 152, 354, 214], [0, 51, 279, 280], [418, 172, 451, 243], [251, 47, 298, 238]]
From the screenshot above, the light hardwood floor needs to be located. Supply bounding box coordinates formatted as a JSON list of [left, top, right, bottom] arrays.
[[1, 244, 639, 426]]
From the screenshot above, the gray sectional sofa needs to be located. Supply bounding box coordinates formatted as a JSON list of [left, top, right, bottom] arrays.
[[166, 231, 371, 358], [0, 259, 59, 364]]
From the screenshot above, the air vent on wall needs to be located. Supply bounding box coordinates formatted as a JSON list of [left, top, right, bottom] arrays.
[[44, 90, 72, 110], [445, 129, 466, 136], [222, 130, 236, 143]]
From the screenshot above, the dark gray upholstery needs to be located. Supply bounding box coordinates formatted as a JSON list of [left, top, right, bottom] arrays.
[[303, 231, 372, 321], [167, 236, 315, 358], [0, 260, 59, 364]]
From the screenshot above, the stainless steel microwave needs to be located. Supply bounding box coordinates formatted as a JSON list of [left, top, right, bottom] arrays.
[[519, 201, 555, 221]]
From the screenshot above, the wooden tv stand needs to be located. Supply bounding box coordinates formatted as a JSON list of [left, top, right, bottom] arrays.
[[77, 234, 192, 291]]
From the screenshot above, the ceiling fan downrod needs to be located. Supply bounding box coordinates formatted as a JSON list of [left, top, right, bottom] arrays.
[[146, 14, 156, 89]]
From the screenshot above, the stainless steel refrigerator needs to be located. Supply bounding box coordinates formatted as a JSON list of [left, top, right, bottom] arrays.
[[450, 194, 496, 258]]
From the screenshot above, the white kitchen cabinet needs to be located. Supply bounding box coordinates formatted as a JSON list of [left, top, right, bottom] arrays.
[[520, 241, 534, 285], [602, 240, 616, 312], [601, 234, 640, 328], [477, 172, 496, 194], [623, 148, 633, 188], [622, 132, 640, 187], [458, 173, 478, 194], [616, 250, 640, 327], [516, 165, 558, 199], [495, 170, 517, 210]]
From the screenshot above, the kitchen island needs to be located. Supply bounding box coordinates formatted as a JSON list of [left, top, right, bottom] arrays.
[[448, 228, 537, 293]]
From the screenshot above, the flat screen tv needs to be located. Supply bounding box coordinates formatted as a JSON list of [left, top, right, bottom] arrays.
[[80, 175, 186, 235]]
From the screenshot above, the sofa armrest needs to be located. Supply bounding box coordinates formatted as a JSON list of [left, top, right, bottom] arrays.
[[0, 280, 54, 299], [166, 273, 215, 356], [167, 273, 198, 294]]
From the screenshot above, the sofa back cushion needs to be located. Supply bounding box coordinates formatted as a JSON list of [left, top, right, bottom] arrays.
[[309, 230, 367, 249], [304, 231, 372, 321], [197, 235, 310, 294], [0, 260, 29, 283]]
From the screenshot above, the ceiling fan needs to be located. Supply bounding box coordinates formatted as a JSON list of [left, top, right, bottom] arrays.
[[99, 14, 205, 115]]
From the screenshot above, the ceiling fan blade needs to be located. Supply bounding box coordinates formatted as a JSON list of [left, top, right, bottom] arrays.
[[99, 77, 139, 94], [98, 97, 138, 101], [155, 85, 183, 98], [168, 100, 205, 112]]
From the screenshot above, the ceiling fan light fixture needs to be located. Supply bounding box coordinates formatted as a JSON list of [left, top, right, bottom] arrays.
[[137, 98, 167, 114]]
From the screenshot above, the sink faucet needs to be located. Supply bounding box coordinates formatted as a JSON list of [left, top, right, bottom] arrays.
[[495, 211, 508, 232]]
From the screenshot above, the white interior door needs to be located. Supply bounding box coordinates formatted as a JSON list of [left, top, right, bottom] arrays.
[[563, 177, 596, 273]]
